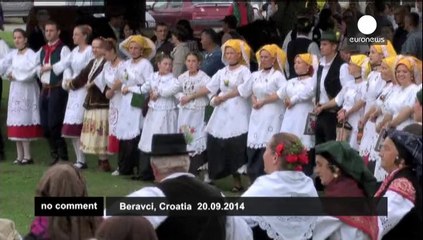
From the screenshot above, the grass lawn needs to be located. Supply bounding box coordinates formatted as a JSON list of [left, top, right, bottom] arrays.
[[0, 31, 13, 46], [0, 38, 242, 234]]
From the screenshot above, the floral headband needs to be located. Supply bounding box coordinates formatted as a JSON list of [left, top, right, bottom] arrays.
[[275, 141, 309, 171]]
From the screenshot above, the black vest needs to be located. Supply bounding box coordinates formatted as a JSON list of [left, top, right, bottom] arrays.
[[317, 53, 344, 102], [379, 168, 422, 240], [40, 43, 65, 85], [287, 37, 312, 79], [156, 175, 226, 240]]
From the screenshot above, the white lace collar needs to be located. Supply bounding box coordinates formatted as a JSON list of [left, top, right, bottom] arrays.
[[241, 171, 318, 240]]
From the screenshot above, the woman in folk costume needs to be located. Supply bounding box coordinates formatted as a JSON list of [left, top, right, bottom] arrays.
[[115, 35, 155, 176], [175, 52, 210, 174], [245, 44, 287, 182], [375, 129, 422, 239], [358, 40, 396, 163], [313, 141, 378, 240], [135, 53, 180, 180], [279, 53, 316, 175], [361, 56, 399, 181], [65, 38, 109, 170], [56, 25, 93, 169], [376, 55, 421, 132], [315, 54, 370, 150], [196, 39, 253, 191], [96, 38, 126, 175], [0, 29, 42, 164], [241, 133, 318, 240]]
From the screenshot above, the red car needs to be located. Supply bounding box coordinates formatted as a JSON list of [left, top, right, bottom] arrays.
[[148, 0, 231, 36]]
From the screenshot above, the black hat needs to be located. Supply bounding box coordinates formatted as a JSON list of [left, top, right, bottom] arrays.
[[387, 129, 422, 180], [150, 133, 190, 156], [222, 15, 238, 28]]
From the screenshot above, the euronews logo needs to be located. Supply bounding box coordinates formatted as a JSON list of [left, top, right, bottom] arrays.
[[348, 15, 386, 45]]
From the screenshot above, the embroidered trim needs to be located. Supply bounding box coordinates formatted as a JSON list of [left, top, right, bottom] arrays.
[[247, 143, 267, 149], [375, 168, 400, 197], [387, 178, 416, 203], [251, 216, 315, 240], [337, 216, 379, 240]]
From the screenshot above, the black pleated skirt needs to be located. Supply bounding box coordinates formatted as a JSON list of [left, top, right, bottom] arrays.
[[207, 133, 247, 180]]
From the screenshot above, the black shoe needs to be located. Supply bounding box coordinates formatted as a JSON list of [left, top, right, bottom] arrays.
[[21, 159, 34, 165]]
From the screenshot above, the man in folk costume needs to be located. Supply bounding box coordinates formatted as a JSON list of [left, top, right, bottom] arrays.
[[314, 30, 354, 145], [37, 20, 71, 165], [124, 133, 252, 240]]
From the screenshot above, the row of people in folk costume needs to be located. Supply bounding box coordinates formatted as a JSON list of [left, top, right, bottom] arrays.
[[0, 26, 421, 186]]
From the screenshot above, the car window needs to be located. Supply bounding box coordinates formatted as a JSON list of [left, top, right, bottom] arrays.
[[153, 2, 168, 9], [169, 0, 182, 8]]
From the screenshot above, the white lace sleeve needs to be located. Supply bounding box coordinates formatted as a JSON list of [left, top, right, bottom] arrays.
[[377, 190, 414, 239], [291, 79, 315, 104], [52, 50, 71, 75], [51, 46, 71, 75], [159, 77, 181, 97], [206, 69, 222, 96]]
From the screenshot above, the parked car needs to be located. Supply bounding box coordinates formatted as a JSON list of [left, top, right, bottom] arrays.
[[148, 0, 231, 36]]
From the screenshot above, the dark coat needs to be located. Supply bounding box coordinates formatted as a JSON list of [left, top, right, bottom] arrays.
[[69, 58, 109, 110]]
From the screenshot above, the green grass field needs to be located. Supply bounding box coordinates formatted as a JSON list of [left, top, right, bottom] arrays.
[[0, 31, 13, 46], [0, 34, 241, 234]]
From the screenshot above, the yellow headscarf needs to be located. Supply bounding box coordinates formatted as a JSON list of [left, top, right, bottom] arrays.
[[382, 56, 398, 71], [297, 53, 313, 66], [350, 54, 371, 78], [371, 40, 397, 58], [221, 39, 252, 67], [381, 56, 399, 81], [255, 44, 287, 71], [395, 55, 422, 84], [295, 53, 318, 76], [122, 35, 156, 60]]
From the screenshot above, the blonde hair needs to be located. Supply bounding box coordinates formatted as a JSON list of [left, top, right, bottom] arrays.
[[75, 24, 92, 43], [151, 155, 190, 175]]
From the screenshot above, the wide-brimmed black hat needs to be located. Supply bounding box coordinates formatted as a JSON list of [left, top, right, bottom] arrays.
[[150, 133, 190, 156]]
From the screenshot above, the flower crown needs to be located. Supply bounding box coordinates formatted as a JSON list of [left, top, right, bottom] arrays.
[[275, 141, 309, 171]]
